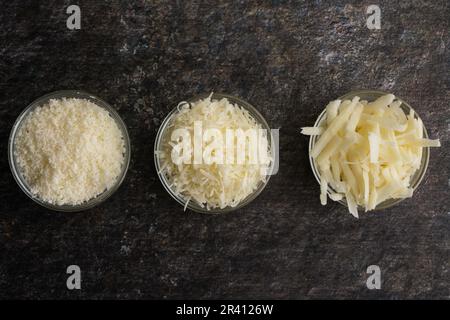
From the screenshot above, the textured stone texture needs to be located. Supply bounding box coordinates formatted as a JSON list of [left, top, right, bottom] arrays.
[[0, 0, 448, 299]]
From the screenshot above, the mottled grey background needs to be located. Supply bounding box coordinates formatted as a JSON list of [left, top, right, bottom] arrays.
[[0, 0, 448, 299]]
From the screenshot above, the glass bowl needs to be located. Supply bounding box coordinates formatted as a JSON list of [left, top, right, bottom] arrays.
[[154, 93, 274, 214], [308, 89, 430, 211], [8, 90, 131, 212]]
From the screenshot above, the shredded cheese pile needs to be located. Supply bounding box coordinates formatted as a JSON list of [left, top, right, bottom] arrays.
[[160, 95, 272, 210], [15, 98, 125, 205], [302, 94, 440, 218]]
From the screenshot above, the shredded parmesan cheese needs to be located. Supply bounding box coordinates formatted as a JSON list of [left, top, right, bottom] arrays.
[[302, 94, 440, 218], [301, 127, 324, 135], [14, 98, 125, 205], [159, 94, 272, 210]]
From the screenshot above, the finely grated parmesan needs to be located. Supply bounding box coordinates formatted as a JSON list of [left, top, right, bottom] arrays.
[[14, 98, 125, 205], [160, 95, 272, 210]]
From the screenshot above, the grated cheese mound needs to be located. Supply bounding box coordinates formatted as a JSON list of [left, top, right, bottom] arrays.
[[14, 98, 125, 205], [160, 95, 272, 210], [302, 94, 440, 218]]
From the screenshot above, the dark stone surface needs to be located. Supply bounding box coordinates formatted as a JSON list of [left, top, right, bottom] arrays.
[[0, 0, 448, 299]]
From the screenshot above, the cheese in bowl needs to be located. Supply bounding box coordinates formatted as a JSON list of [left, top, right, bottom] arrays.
[[9, 91, 130, 211], [154, 93, 273, 213], [302, 90, 440, 218]]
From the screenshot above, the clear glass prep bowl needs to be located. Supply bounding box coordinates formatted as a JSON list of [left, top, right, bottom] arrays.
[[8, 90, 131, 212], [154, 93, 274, 214], [308, 89, 430, 211]]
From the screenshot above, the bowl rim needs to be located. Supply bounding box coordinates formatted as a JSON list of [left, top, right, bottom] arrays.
[[308, 89, 430, 211], [154, 92, 274, 214], [8, 90, 131, 212]]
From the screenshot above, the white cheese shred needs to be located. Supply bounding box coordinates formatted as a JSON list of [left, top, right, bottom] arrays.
[[302, 94, 440, 218], [160, 94, 272, 210]]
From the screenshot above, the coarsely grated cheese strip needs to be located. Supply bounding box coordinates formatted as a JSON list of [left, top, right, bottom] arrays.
[[301, 127, 323, 135], [310, 96, 360, 158], [160, 95, 272, 210], [14, 98, 125, 205], [302, 94, 440, 218]]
